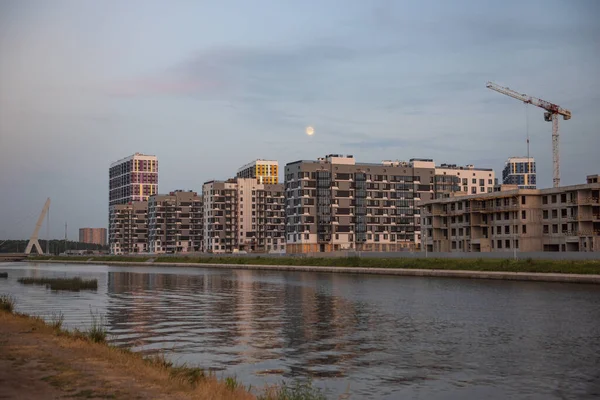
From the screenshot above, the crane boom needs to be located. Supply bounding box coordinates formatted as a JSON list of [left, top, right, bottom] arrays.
[[486, 82, 571, 119], [486, 82, 572, 188]]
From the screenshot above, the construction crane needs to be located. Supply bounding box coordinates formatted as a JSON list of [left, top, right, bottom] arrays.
[[486, 82, 572, 188], [25, 198, 51, 254]]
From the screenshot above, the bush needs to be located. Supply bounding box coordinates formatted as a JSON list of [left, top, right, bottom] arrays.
[[87, 309, 106, 343], [0, 294, 15, 312], [49, 311, 65, 330]]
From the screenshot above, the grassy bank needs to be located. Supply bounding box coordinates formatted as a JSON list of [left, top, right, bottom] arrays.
[[0, 296, 328, 400], [29, 255, 600, 275], [17, 277, 98, 291]]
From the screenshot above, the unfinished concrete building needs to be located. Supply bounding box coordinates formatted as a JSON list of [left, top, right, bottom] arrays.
[[421, 175, 600, 253]]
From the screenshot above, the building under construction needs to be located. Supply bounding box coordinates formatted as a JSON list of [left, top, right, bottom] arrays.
[[421, 175, 600, 253]]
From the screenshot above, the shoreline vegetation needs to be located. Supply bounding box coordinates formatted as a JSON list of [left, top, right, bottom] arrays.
[[0, 295, 329, 400], [17, 276, 98, 291], [28, 255, 600, 275]]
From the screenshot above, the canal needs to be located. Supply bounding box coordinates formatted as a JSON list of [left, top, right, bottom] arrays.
[[1, 262, 599, 399]]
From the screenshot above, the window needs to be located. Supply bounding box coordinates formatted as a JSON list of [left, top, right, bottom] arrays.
[[515, 240, 519, 249], [521, 210, 526, 219], [543, 196, 548, 205], [504, 212, 509, 220], [552, 225, 558, 233], [505, 225, 510, 234], [543, 210, 548, 219], [480, 187, 485, 192], [472, 178, 477, 184], [552, 209, 558, 218], [471, 187, 476, 194], [521, 196, 526, 205], [552, 195, 557, 204], [488, 179, 493, 185], [561, 193, 567, 203], [505, 240, 510, 249], [497, 240, 502, 249], [522, 225, 527, 234], [543, 225, 549, 234]]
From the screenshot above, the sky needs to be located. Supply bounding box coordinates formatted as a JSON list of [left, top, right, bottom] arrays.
[[1, 0, 599, 240]]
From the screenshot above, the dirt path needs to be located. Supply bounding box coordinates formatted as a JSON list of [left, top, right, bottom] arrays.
[[0, 312, 253, 400]]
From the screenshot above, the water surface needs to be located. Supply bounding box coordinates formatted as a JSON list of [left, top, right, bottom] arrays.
[[1, 262, 599, 399]]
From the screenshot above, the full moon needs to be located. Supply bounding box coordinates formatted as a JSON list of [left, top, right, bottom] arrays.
[[306, 126, 315, 136]]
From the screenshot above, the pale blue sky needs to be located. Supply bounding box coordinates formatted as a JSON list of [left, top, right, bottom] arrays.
[[1, 0, 599, 239]]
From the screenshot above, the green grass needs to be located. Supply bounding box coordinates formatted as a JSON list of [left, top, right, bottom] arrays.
[[0, 272, 8, 278], [17, 277, 98, 291], [29, 254, 600, 275], [0, 294, 15, 312]]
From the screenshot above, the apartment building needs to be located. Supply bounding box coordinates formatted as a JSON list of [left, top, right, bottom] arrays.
[[148, 191, 203, 254], [421, 175, 599, 253], [284, 155, 437, 253], [109, 153, 158, 206], [203, 180, 239, 253], [237, 178, 286, 253], [436, 163, 496, 196], [237, 159, 279, 184], [503, 157, 536, 189], [202, 178, 286, 253], [108, 202, 148, 254], [109, 153, 158, 253], [79, 228, 107, 246]]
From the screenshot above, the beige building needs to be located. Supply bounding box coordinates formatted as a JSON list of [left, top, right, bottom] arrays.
[[237, 178, 286, 253], [237, 159, 279, 184], [109, 202, 148, 254], [421, 175, 600, 253], [202, 178, 286, 253], [435, 163, 496, 196], [79, 228, 107, 246], [284, 155, 437, 253], [148, 191, 203, 254]]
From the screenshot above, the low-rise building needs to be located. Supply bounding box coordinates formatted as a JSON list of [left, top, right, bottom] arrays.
[[109, 202, 148, 254], [421, 175, 600, 253], [79, 228, 107, 246], [148, 191, 203, 254]]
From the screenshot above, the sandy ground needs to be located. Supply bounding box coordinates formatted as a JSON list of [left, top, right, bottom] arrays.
[[0, 312, 253, 400]]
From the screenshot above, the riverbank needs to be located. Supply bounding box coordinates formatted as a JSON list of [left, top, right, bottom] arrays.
[[27, 256, 600, 284], [0, 309, 257, 400]]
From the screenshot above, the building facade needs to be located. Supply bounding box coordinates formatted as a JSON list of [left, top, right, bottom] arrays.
[[284, 155, 440, 253], [237, 178, 286, 253], [108, 202, 148, 254], [421, 175, 599, 253], [148, 191, 203, 254], [502, 157, 536, 189], [202, 178, 286, 253], [79, 228, 107, 246], [109, 153, 159, 206], [203, 180, 239, 253], [109, 153, 158, 254], [237, 160, 279, 184], [436, 163, 496, 196]]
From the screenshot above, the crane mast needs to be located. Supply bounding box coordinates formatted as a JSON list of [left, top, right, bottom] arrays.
[[486, 82, 571, 188]]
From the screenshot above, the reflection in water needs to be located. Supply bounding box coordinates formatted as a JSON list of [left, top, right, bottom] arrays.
[[1, 262, 600, 400]]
